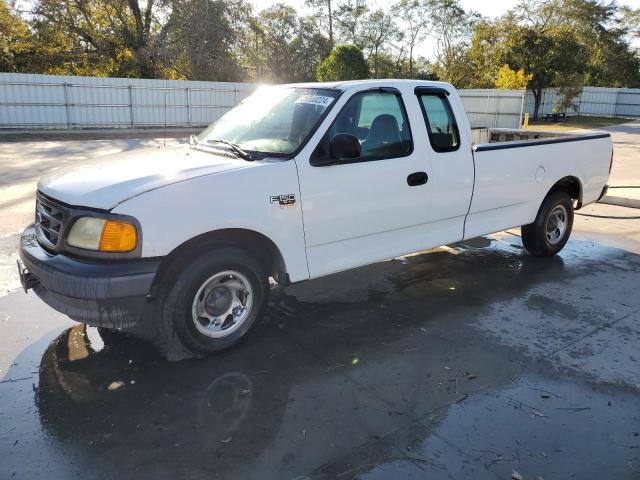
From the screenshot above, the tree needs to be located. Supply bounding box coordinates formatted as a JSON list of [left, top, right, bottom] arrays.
[[554, 84, 582, 116], [468, 0, 640, 114], [168, 0, 249, 82], [306, 0, 336, 46], [469, 8, 587, 118], [31, 0, 173, 78], [362, 9, 399, 77], [551, 0, 640, 88], [397, 0, 429, 77], [494, 64, 532, 89], [411, 56, 439, 80], [334, 0, 369, 51], [290, 16, 334, 81], [0, 0, 33, 72], [250, 4, 331, 82], [316, 44, 368, 81], [426, 0, 478, 87], [621, 6, 640, 39], [251, 4, 298, 81]]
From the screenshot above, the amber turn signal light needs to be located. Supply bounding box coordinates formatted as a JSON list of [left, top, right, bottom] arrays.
[[99, 220, 137, 252]]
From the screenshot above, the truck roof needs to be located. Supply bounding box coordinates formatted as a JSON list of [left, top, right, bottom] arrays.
[[278, 79, 454, 91]]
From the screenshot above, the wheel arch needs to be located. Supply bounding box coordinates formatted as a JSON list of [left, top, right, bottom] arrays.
[[150, 228, 288, 295], [546, 176, 583, 208]]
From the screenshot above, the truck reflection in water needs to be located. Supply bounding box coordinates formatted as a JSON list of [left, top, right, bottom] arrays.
[[37, 324, 293, 479]]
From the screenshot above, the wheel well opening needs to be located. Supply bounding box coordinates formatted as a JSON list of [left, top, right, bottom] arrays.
[[150, 229, 288, 295], [548, 176, 583, 208]]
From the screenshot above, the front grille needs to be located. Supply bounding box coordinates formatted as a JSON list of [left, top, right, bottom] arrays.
[[35, 193, 67, 252]]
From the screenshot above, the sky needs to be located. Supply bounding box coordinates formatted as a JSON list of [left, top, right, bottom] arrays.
[[251, 0, 640, 59]]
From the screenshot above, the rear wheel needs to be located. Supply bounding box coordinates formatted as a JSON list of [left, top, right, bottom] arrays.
[[160, 247, 269, 355], [522, 190, 574, 257]]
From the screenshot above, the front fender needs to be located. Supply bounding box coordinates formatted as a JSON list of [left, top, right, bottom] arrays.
[[112, 160, 309, 283]]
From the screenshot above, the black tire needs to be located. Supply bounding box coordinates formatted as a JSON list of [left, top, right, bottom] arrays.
[[522, 190, 574, 257], [160, 247, 269, 355]]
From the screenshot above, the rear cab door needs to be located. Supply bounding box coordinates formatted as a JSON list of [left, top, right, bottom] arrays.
[[294, 83, 434, 278], [414, 86, 475, 244]]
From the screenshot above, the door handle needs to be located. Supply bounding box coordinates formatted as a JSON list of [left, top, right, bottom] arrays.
[[407, 171, 428, 186]]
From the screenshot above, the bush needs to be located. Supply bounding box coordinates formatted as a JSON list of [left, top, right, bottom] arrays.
[[494, 64, 532, 90], [316, 45, 369, 82]]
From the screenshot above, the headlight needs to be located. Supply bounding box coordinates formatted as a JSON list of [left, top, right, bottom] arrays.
[[67, 217, 138, 252]]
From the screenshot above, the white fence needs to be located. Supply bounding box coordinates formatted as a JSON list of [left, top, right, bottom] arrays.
[[0, 72, 256, 129], [524, 86, 640, 118], [0, 72, 525, 130], [458, 89, 525, 129]]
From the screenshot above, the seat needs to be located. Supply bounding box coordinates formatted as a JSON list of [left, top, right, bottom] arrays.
[[361, 114, 402, 156]]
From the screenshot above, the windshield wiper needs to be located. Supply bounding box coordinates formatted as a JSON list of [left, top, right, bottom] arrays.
[[206, 139, 254, 161]]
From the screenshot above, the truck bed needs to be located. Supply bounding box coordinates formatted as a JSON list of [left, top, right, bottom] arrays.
[[472, 128, 590, 145], [465, 127, 612, 240]]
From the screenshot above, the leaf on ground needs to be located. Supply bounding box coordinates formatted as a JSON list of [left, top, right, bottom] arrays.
[[107, 381, 125, 391]]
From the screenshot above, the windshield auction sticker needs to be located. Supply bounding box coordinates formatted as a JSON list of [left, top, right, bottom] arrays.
[[295, 95, 334, 107]]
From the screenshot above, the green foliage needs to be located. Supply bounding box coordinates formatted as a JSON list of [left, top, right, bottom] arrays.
[[316, 44, 369, 81], [494, 64, 532, 90], [469, 0, 640, 116], [1, 0, 639, 96], [621, 6, 640, 39], [249, 4, 332, 83], [397, 0, 429, 76], [426, 0, 479, 87], [168, 0, 249, 82], [0, 0, 33, 72], [469, 4, 585, 116], [333, 1, 400, 78], [334, 0, 370, 51], [306, 0, 336, 45], [30, 0, 172, 78]]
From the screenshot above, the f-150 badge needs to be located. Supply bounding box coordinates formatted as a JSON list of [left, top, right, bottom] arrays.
[[270, 194, 296, 208]]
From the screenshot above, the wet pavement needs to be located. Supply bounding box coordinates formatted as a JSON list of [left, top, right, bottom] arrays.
[[2, 234, 640, 479], [2, 124, 640, 478]]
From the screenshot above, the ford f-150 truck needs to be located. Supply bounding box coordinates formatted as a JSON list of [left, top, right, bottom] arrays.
[[18, 80, 612, 356]]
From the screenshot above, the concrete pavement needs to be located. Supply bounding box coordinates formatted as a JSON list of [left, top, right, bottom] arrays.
[[1, 124, 639, 479]]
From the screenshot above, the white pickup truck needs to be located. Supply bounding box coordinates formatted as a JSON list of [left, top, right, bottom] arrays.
[[18, 80, 612, 356]]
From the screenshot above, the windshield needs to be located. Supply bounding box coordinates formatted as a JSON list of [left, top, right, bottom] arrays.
[[196, 86, 340, 156]]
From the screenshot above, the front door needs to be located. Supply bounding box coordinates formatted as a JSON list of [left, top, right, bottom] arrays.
[[295, 86, 433, 278]]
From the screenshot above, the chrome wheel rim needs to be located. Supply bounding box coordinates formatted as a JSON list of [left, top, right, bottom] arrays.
[[546, 205, 568, 245], [191, 271, 253, 338]]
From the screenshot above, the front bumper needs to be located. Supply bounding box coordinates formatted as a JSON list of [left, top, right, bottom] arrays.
[[19, 224, 161, 329]]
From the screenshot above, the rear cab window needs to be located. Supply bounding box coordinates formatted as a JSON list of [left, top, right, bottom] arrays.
[[416, 89, 460, 152]]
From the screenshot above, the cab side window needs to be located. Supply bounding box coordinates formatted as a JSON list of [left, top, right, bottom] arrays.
[[418, 94, 460, 152], [312, 91, 413, 162]]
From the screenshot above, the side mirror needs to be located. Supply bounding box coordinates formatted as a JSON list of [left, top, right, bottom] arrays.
[[330, 133, 361, 160], [310, 133, 361, 167]]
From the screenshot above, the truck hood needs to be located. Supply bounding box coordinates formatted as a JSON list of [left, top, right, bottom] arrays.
[[38, 146, 252, 210]]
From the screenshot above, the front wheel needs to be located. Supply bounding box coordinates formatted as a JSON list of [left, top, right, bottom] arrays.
[[521, 190, 574, 257], [160, 247, 269, 355]]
